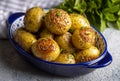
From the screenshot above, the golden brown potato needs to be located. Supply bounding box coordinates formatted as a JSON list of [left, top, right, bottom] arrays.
[[70, 13, 90, 31], [75, 46, 100, 63], [54, 53, 75, 64], [32, 37, 60, 61], [39, 28, 54, 38], [44, 9, 71, 35], [14, 28, 37, 52], [55, 32, 74, 53], [24, 7, 45, 33], [72, 27, 95, 49], [69, 13, 90, 32]]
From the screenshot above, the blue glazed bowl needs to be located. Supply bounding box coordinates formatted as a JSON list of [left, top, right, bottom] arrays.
[[8, 13, 112, 77]]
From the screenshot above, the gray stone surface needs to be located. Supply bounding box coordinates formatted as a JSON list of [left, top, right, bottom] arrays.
[[0, 28, 120, 81]]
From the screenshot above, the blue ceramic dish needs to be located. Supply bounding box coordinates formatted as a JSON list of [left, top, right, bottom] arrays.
[[8, 13, 112, 77]]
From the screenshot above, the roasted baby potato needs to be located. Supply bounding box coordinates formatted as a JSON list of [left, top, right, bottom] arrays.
[[32, 37, 60, 61], [39, 28, 54, 38], [24, 7, 45, 33], [55, 32, 74, 53], [45, 9, 71, 35], [14, 28, 37, 52], [69, 13, 90, 32], [75, 46, 100, 63], [72, 27, 95, 49], [54, 53, 75, 64], [14, 7, 101, 64]]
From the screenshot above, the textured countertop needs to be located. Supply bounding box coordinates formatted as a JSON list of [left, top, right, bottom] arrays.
[[0, 28, 120, 81]]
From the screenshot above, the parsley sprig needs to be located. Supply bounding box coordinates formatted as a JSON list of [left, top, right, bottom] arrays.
[[57, 0, 120, 31]]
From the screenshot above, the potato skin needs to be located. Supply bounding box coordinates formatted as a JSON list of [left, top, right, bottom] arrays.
[[45, 9, 71, 35], [55, 32, 74, 53], [14, 28, 37, 52], [72, 27, 95, 49], [70, 13, 90, 32], [75, 46, 100, 63], [24, 7, 45, 33], [39, 28, 54, 38], [32, 37, 60, 61], [54, 53, 75, 64]]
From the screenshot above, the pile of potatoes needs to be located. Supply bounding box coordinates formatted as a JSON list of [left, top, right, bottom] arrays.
[[14, 7, 100, 64]]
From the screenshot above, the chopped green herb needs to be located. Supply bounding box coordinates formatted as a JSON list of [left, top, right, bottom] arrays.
[[60, 48, 63, 53], [73, 13, 79, 17], [67, 54, 71, 59], [85, 31, 91, 35], [42, 37, 47, 40], [73, 52, 76, 58], [69, 28, 74, 33], [60, 48, 66, 53], [81, 26, 85, 30], [56, 11, 61, 17], [49, 8, 53, 12]]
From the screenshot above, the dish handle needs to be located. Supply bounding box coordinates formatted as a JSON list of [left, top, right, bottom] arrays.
[[7, 12, 25, 26], [87, 52, 112, 68]]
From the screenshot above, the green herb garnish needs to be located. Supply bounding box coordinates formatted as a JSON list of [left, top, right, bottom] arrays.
[[57, 0, 120, 31], [49, 8, 53, 12], [69, 28, 74, 33], [56, 11, 61, 17], [81, 26, 85, 30], [60, 48, 65, 53], [73, 52, 76, 58], [67, 54, 71, 59]]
